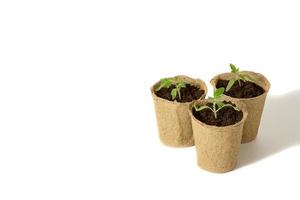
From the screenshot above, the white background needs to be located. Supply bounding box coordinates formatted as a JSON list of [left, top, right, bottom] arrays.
[[0, 0, 299, 199]]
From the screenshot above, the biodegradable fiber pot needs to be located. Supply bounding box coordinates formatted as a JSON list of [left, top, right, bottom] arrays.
[[210, 71, 270, 143], [151, 75, 207, 147], [189, 99, 248, 173]]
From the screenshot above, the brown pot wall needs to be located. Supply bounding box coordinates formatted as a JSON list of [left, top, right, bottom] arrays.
[[210, 71, 270, 143], [189, 99, 248, 173], [151, 75, 207, 147]]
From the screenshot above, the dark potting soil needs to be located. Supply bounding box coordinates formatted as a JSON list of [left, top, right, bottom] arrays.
[[216, 79, 264, 98], [192, 102, 243, 126], [155, 84, 204, 103]]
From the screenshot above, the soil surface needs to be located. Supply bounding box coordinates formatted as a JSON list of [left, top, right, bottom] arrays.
[[155, 84, 204, 103], [192, 101, 243, 126], [216, 79, 264, 98]]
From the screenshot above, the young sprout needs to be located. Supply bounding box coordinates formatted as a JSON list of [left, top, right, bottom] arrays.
[[155, 78, 186, 100], [226, 63, 255, 92], [193, 87, 240, 119]]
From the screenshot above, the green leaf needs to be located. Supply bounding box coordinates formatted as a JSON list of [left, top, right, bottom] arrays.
[[214, 87, 225, 99], [177, 81, 186, 88], [155, 85, 162, 92], [155, 78, 173, 91], [226, 78, 236, 92], [240, 74, 255, 82], [233, 106, 240, 111], [171, 88, 177, 100], [223, 104, 240, 111], [194, 105, 211, 112], [216, 101, 224, 109], [162, 78, 174, 87], [229, 64, 239, 73]]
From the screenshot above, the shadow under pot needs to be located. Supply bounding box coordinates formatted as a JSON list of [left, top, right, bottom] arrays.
[[189, 99, 248, 173], [151, 75, 207, 147], [210, 71, 271, 143]]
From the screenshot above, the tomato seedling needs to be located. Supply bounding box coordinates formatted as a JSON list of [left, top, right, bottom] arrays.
[[155, 78, 186, 100], [226, 64, 255, 92], [193, 87, 239, 119]]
